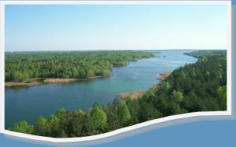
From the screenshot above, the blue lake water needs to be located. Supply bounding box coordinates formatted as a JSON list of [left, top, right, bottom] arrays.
[[5, 50, 197, 128]]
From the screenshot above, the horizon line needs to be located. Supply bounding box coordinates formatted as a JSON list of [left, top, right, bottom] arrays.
[[5, 48, 227, 52]]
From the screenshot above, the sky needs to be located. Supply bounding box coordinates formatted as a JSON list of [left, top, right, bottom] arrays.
[[5, 4, 229, 51]]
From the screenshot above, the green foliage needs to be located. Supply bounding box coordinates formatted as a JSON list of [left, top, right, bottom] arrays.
[[166, 54, 226, 112], [126, 99, 141, 124], [5, 51, 154, 82], [217, 86, 226, 101], [10, 121, 33, 134], [55, 108, 67, 117], [118, 102, 131, 125], [158, 81, 170, 92], [34, 116, 48, 136], [47, 115, 60, 137], [9, 50, 227, 138], [91, 104, 108, 131], [170, 90, 183, 103], [69, 111, 84, 137], [185, 50, 226, 59], [139, 102, 162, 121], [103, 104, 121, 130], [80, 113, 97, 136], [217, 85, 227, 109]]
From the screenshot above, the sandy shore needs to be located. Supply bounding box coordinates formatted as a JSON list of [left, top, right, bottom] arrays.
[[5, 76, 105, 88], [5, 81, 41, 87], [118, 91, 146, 100], [118, 71, 172, 100], [157, 72, 172, 81], [43, 75, 105, 83]]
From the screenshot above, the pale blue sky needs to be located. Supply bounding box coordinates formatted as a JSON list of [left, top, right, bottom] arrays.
[[5, 4, 228, 51]]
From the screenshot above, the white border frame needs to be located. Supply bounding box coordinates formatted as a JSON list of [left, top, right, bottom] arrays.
[[0, 0, 232, 144]]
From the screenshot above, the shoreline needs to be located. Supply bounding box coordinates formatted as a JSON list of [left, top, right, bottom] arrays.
[[118, 71, 172, 100], [5, 75, 106, 88], [5, 54, 156, 89], [157, 72, 172, 81], [118, 91, 146, 100]]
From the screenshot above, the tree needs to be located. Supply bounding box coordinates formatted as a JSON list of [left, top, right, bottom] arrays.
[[47, 115, 60, 137], [8, 51, 227, 138], [69, 110, 84, 137], [91, 104, 108, 131], [104, 106, 121, 131], [78, 69, 86, 78], [101, 69, 110, 77], [11, 71, 27, 82], [10, 121, 33, 134], [34, 116, 48, 136], [126, 99, 140, 124], [158, 81, 170, 93], [55, 108, 67, 118], [54, 108, 70, 137], [72, 67, 79, 78], [139, 102, 162, 121], [166, 102, 186, 115], [6, 51, 154, 82], [118, 102, 131, 125], [170, 90, 184, 103], [217, 85, 226, 108], [87, 69, 95, 77], [81, 113, 96, 136]]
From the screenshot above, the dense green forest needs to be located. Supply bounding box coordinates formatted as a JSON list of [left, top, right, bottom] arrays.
[[185, 50, 226, 58], [9, 50, 227, 137], [5, 51, 154, 82]]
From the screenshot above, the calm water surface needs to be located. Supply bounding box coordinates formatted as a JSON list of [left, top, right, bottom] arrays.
[[5, 50, 197, 128]]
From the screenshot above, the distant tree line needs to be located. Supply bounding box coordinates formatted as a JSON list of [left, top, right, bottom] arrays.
[[184, 50, 226, 58], [5, 51, 154, 82], [9, 51, 227, 137]]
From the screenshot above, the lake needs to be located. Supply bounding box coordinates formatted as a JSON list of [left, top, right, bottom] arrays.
[[5, 50, 197, 128]]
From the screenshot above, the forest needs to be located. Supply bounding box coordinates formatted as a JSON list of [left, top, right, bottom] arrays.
[[5, 51, 154, 82], [9, 50, 227, 138], [184, 50, 226, 58]]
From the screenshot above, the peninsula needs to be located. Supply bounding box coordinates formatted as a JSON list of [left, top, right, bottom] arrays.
[[5, 51, 154, 88]]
